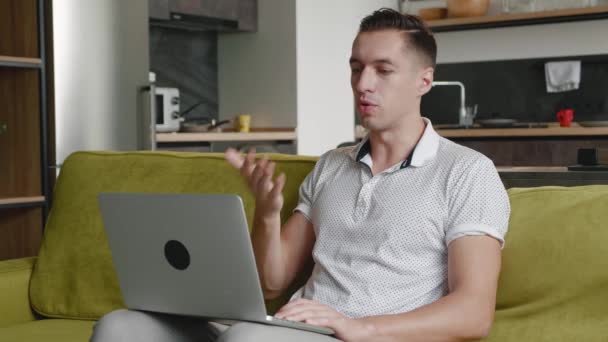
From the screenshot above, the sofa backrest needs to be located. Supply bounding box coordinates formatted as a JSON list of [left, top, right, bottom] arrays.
[[487, 186, 608, 341], [29, 151, 608, 340], [29, 151, 317, 319]]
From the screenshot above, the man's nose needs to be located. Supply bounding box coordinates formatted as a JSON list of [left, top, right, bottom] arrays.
[[355, 68, 376, 93]]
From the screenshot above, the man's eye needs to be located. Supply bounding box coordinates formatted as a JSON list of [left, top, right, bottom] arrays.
[[378, 69, 393, 75], [351, 68, 362, 74]]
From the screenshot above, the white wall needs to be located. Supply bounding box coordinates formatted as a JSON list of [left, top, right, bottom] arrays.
[[436, 0, 608, 63], [295, 0, 398, 156], [219, 0, 398, 156], [54, 0, 150, 165], [218, 0, 297, 128]]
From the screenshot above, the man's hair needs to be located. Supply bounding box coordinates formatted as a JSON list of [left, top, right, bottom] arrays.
[[359, 8, 437, 68]]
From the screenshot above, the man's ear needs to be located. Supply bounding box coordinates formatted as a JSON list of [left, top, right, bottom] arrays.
[[418, 67, 434, 96]]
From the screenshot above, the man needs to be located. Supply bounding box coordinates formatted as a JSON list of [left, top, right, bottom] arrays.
[[92, 8, 509, 342]]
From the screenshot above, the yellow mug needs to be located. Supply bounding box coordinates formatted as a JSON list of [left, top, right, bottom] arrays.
[[236, 114, 251, 132]]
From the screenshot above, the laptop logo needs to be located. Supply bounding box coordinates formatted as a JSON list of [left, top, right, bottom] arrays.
[[164, 240, 190, 270]]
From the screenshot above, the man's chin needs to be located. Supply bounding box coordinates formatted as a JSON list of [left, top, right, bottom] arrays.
[[361, 119, 381, 132]]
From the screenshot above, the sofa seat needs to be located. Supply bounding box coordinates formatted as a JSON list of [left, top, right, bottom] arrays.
[[0, 319, 95, 342], [487, 298, 608, 341]]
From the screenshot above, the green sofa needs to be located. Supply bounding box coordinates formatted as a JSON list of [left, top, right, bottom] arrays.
[[1, 151, 607, 342]]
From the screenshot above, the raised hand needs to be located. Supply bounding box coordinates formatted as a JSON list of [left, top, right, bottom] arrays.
[[225, 147, 287, 216]]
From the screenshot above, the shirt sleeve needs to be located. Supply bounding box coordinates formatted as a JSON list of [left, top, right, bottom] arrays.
[[294, 169, 314, 222], [293, 152, 330, 222], [446, 156, 511, 248]]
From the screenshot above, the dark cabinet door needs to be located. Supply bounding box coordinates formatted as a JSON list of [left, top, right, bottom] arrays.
[[237, 0, 257, 31], [150, 0, 170, 20]]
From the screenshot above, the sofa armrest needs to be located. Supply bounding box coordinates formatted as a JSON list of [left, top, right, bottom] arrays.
[[0, 257, 37, 328]]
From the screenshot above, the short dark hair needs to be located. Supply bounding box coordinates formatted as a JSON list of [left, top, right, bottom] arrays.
[[359, 8, 437, 68]]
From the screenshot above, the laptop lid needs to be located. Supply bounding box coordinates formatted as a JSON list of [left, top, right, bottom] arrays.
[[98, 193, 268, 322]]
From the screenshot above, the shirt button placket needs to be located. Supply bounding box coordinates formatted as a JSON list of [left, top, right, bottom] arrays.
[[355, 180, 375, 220]]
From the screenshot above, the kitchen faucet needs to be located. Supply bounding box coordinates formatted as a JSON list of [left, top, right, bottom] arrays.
[[431, 81, 475, 127]]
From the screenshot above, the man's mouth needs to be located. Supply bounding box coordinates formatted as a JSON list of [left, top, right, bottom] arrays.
[[358, 99, 377, 114]]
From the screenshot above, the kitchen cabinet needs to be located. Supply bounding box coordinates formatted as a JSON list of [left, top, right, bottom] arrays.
[[428, 5, 608, 32], [150, 0, 257, 31], [498, 168, 608, 188], [453, 137, 608, 166], [0, 0, 53, 260], [149, 0, 170, 20]]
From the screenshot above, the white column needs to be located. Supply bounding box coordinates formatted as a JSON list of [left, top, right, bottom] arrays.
[[295, 0, 397, 155]]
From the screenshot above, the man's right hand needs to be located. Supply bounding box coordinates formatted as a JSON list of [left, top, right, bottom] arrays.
[[226, 148, 315, 299], [225, 148, 287, 217]]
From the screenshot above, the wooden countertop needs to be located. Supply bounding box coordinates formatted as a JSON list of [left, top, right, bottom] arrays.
[[156, 128, 297, 143], [355, 122, 608, 139]]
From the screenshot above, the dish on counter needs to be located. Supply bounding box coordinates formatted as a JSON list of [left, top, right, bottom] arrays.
[[476, 118, 518, 128], [180, 119, 233, 132]]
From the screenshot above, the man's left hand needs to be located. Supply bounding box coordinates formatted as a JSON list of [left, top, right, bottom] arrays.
[[275, 299, 375, 341]]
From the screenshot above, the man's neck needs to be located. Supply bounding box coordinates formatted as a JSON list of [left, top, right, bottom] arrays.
[[367, 116, 426, 175]]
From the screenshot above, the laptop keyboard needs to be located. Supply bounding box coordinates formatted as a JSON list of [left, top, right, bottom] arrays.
[[267, 316, 334, 335]]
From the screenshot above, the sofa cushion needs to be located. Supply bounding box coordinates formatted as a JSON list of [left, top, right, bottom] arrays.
[[30, 151, 318, 320], [0, 257, 36, 327], [0, 319, 95, 342], [486, 186, 608, 341]]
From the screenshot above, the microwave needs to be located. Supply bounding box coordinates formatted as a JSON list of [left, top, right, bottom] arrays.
[[155, 87, 182, 132]]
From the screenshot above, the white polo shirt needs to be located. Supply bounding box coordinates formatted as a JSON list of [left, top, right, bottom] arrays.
[[291, 118, 510, 318]]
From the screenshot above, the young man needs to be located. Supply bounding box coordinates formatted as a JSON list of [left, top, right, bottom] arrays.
[[92, 8, 509, 342]]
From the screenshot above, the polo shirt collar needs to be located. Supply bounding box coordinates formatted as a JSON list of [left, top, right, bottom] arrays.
[[351, 117, 440, 168]]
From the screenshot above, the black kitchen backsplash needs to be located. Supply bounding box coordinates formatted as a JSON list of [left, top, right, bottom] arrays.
[[422, 54, 608, 125], [150, 26, 218, 122]]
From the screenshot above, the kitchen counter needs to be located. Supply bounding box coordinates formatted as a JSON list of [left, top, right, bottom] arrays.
[[156, 128, 297, 143], [497, 166, 608, 188], [355, 122, 608, 139], [497, 166, 568, 172], [437, 122, 608, 138]]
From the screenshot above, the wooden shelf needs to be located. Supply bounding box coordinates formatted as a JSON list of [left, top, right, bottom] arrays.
[[428, 5, 608, 32], [0, 196, 45, 206], [0, 55, 42, 68], [157, 130, 297, 143]]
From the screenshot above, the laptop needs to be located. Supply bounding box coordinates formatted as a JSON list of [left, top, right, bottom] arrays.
[[98, 193, 334, 336]]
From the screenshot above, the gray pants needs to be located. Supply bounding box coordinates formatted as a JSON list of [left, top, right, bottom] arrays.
[[90, 309, 340, 342]]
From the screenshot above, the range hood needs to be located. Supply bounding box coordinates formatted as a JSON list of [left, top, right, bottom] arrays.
[[149, 0, 256, 32]]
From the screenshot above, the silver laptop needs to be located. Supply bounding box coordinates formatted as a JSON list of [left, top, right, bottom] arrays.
[[98, 193, 334, 336]]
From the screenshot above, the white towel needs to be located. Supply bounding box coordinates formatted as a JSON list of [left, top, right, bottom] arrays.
[[545, 61, 581, 93]]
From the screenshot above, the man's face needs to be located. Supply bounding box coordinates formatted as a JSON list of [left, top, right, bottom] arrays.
[[350, 29, 433, 131]]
